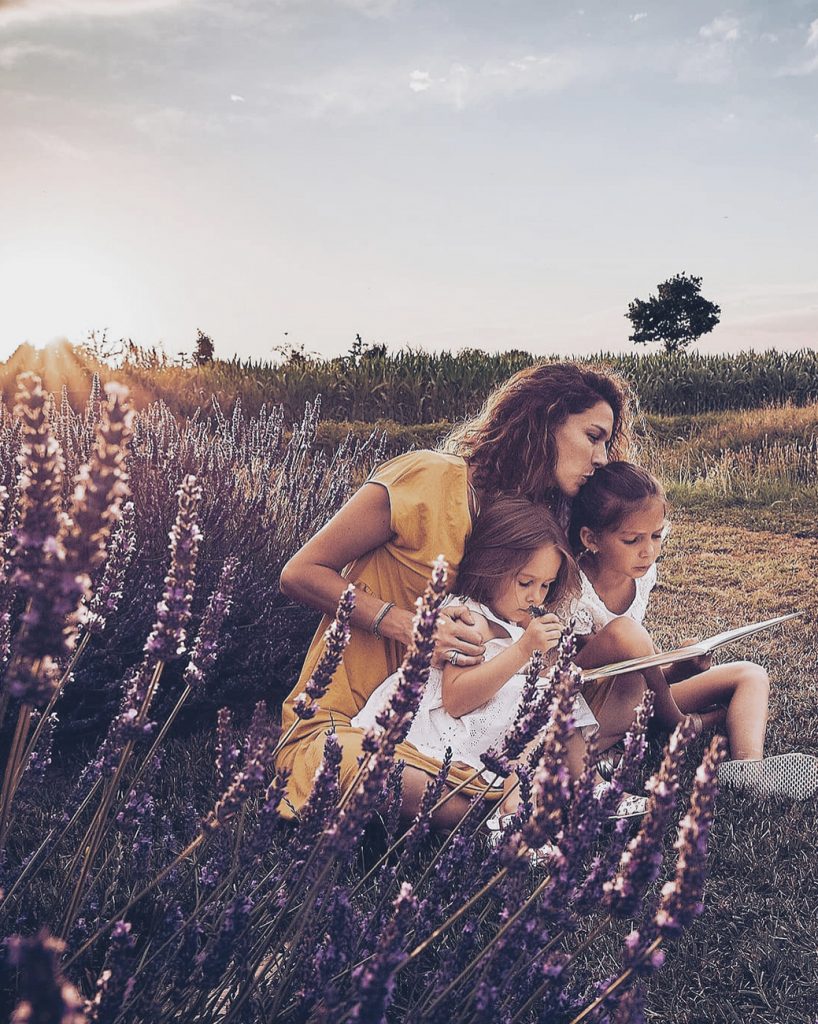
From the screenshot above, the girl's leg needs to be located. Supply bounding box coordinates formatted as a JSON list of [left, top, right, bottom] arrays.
[[575, 617, 685, 748], [496, 731, 590, 816], [671, 660, 769, 760], [400, 765, 476, 829]]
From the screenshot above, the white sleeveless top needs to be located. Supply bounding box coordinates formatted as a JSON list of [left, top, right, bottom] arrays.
[[569, 563, 657, 636], [351, 596, 598, 772]]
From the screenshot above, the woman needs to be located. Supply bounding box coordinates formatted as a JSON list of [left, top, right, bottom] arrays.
[[277, 362, 631, 827]]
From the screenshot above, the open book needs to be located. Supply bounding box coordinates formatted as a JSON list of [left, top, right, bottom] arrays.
[[580, 611, 802, 683]]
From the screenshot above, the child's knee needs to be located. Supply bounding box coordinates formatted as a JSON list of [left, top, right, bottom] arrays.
[[601, 616, 653, 655], [735, 661, 770, 700]]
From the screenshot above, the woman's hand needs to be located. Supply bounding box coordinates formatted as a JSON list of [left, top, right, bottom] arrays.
[[519, 613, 563, 658], [433, 605, 486, 668]]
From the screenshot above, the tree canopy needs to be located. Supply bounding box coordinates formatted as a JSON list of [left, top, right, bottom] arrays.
[[626, 273, 721, 353]]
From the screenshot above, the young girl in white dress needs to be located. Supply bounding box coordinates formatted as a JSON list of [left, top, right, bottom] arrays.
[[352, 495, 640, 822], [567, 461, 818, 800]]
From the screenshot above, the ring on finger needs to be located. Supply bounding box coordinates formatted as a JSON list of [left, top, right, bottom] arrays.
[[448, 650, 460, 666]]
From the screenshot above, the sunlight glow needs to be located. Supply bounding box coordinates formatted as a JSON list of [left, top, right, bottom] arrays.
[[0, 242, 131, 360]]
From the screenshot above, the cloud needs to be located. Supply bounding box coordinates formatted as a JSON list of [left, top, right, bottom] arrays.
[[0, 0, 196, 28], [629, 12, 647, 23], [698, 15, 740, 43], [776, 17, 818, 76], [133, 104, 224, 137], [288, 48, 600, 117], [21, 127, 90, 160], [408, 69, 430, 92], [404, 51, 598, 112], [0, 40, 76, 67], [677, 15, 741, 84], [335, 0, 400, 15], [230, 93, 246, 102]]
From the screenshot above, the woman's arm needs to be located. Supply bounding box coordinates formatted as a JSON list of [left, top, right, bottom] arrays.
[[279, 482, 486, 665], [442, 614, 563, 718]]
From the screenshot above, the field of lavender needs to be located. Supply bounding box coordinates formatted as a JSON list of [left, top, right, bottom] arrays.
[[0, 368, 815, 1023]]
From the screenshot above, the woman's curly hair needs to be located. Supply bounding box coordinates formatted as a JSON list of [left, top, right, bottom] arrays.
[[441, 362, 632, 505]]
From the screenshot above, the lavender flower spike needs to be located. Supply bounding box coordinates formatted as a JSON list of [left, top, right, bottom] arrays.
[[183, 556, 238, 690], [86, 502, 136, 636], [655, 735, 727, 938], [63, 381, 133, 579], [293, 585, 355, 720], [86, 921, 137, 1024], [10, 373, 65, 587], [144, 474, 202, 661], [7, 930, 88, 1024], [350, 881, 417, 1023], [522, 654, 582, 854], [6, 374, 77, 703], [330, 559, 446, 855], [203, 703, 278, 833], [604, 717, 697, 919]]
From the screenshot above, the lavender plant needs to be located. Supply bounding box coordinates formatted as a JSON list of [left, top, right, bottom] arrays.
[[0, 373, 730, 1024]]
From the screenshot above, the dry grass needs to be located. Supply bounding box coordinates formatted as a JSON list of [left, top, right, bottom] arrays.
[[641, 402, 818, 452]]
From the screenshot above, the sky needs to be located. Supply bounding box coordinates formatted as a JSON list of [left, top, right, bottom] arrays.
[[0, 0, 816, 363]]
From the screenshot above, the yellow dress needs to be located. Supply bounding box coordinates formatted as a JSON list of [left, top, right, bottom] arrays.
[[276, 450, 501, 815]]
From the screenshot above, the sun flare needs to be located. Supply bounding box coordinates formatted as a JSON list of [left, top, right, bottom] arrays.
[[0, 243, 130, 361]]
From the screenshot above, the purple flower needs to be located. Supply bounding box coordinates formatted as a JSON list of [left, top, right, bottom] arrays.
[[215, 707, 240, 792], [604, 718, 697, 919], [6, 930, 87, 1024], [86, 922, 137, 1024], [18, 711, 57, 791], [293, 585, 355, 720], [63, 382, 133, 578], [655, 735, 727, 938], [203, 702, 278, 833], [292, 732, 343, 854], [402, 748, 453, 862], [329, 559, 445, 856], [115, 753, 161, 857], [86, 501, 136, 636], [245, 766, 292, 860], [349, 882, 416, 1023], [10, 373, 65, 579], [195, 894, 254, 981], [571, 820, 631, 917], [183, 556, 238, 690], [143, 474, 202, 661], [481, 649, 546, 778], [309, 888, 358, 1019], [520, 655, 582, 857], [5, 373, 77, 703], [609, 980, 646, 1024]]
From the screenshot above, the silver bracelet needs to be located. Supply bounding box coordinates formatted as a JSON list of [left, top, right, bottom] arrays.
[[371, 601, 395, 640]]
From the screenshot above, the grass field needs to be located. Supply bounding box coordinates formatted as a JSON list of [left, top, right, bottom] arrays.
[[635, 512, 818, 1023]]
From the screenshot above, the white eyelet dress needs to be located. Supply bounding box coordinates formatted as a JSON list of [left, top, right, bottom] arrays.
[[568, 563, 657, 636], [351, 597, 598, 774]]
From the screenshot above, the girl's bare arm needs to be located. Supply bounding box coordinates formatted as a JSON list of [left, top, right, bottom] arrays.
[[279, 482, 486, 665], [442, 615, 563, 718]]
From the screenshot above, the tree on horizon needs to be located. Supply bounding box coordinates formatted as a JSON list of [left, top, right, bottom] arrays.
[[626, 272, 721, 354]]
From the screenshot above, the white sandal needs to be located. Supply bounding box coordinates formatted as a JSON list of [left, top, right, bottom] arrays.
[[718, 753, 818, 801], [592, 782, 649, 820], [485, 813, 560, 867]]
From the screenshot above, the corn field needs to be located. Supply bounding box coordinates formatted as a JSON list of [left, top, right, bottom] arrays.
[[4, 343, 818, 422]]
